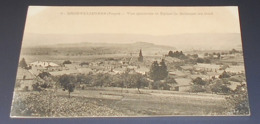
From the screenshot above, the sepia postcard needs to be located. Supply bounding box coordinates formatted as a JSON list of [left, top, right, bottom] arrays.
[[10, 6, 250, 117]]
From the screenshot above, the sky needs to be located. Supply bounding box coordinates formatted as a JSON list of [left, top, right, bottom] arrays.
[[21, 6, 242, 49], [24, 6, 241, 35]]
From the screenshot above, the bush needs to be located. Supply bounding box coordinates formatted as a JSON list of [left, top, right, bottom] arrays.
[[226, 84, 250, 115], [32, 82, 52, 91], [196, 58, 204, 63], [63, 60, 72, 65], [149, 81, 170, 90], [23, 86, 29, 91], [210, 84, 231, 94], [192, 77, 207, 86], [219, 71, 231, 78], [91, 73, 111, 87], [32, 83, 42, 91], [79, 62, 89, 66], [38, 72, 51, 79], [159, 82, 171, 90], [189, 85, 206, 93], [210, 79, 231, 94]]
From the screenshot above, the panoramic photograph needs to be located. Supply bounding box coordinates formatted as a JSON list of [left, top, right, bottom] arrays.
[[10, 6, 250, 117]]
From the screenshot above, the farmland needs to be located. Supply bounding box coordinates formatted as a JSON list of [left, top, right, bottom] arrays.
[[11, 87, 228, 117]]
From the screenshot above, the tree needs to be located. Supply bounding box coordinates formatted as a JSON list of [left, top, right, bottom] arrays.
[[204, 58, 211, 63], [92, 73, 111, 87], [168, 51, 174, 57], [149, 59, 168, 89], [155, 81, 171, 90], [59, 74, 76, 98], [129, 73, 149, 93], [226, 84, 249, 115], [168, 50, 186, 59], [138, 49, 143, 62], [210, 79, 231, 94], [149, 61, 160, 82], [76, 73, 92, 85], [196, 58, 204, 63], [219, 71, 231, 78], [192, 54, 199, 58], [110, 74, 124, 87], [38, 72, 51, 79], [210, 82, 231, 94], [190, 77, 208, 93], [19, 58, 28, 69], [192, 77, 207, 86], [159, 59, 168, 80], [120, 68, 131, 90]]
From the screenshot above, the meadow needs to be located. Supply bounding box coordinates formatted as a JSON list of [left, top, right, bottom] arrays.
[[11, 87, 229, 117]]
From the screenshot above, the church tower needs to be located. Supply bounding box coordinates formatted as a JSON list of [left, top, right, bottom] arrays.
[[138, 49, 143, 62]]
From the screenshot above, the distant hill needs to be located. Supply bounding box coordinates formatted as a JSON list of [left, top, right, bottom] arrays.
[[22, 33, 243, 51], [21, 40, 176, 56]]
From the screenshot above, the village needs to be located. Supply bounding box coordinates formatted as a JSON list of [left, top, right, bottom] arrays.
[[11, 46, 250, 117], [16, 48, 246, 94]]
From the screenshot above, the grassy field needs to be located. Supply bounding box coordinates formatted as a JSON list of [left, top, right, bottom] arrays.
[[11, 87, 229, 117], [73, 87, 228, 116]]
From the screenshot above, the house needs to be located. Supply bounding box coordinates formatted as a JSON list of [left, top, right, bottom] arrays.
[[120, 57, 133, 65], [77, 68, 93, 74], [173, 78, 192, 92], [64, 64, 79, 70], [15, 67, 36, 90], [194, 63, 220, 72], [29, 61, 59, 68], [168, 70, 187, 78], [164, 57, 183, 63], [190, 75, 210, 80], [180, 65, 194, 70], [228, 81, 243, 90], [225, 65, 245, 73], [16, 67, 36, 80], [28, 61, 61, 75], [49, 70, 77, 76], [135, 67, 149, 75]]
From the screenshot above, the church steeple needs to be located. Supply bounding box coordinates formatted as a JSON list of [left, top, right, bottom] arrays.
[[138, 49, 143, 62]]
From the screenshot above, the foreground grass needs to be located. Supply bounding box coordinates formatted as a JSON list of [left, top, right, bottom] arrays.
[[11, 87, 229, 117]]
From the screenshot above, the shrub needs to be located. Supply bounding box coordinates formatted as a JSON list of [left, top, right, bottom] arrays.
[[219, 71, 231, 78], [226, 84, 249, 115], [38, 72, 51, 79], [192, 77, 207, 86], [63, 60, 72, 65], [189, 85, 206, 93]]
